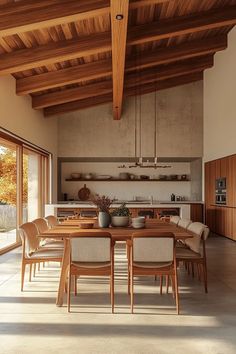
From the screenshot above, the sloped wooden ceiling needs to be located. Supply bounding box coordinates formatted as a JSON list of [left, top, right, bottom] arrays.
[[0, 0, 236, 119]]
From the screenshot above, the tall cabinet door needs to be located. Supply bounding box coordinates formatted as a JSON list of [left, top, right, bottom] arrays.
[[205, 161, 216, 231], [228, 155, 236, 208]]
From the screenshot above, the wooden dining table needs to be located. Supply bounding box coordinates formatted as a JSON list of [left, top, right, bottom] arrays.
[[39, 219, 194, 306]]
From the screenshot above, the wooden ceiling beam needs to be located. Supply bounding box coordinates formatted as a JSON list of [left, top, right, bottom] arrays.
[[32, 80, 113, 109], [16, 35, 226, 95], [0, 0, 110, 37], [0, 0, 171, 37], [0, 32, 111, 75], [128, 5, 236, 45], [1, 4, 233, 75], [110, 0, 129, 120], [16, 59, 112, 95], [44, 72, 203, 117], [125, 55, 213, 88], [125, 35, 226, 72], [32, 56, 212, 109]]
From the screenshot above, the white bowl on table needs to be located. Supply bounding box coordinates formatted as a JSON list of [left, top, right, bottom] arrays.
[[132, 217, 146, 229], [132, 222, 145, 229]]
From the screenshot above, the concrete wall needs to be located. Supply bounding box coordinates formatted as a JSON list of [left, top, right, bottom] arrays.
[[204, 27, 236, 162], [58, 81, 203, 159], [0, 75, 58, 201]]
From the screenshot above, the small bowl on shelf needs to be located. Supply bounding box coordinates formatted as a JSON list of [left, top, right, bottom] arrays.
[[71, 173, 81, 179]]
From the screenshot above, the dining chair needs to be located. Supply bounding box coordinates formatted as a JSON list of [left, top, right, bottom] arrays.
[[19, 222, 63, 291], [170, 215, 181, 225], [127, 231, 179, 314], [67, 231, 115, 313], [45, 215, 59, 228], [176, 222, 210, 292], [33, 218, 64, 249], [178, 218, 192, 229]]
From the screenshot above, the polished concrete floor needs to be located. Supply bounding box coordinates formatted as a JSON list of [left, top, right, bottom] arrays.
[[0, 235, 236, 354]]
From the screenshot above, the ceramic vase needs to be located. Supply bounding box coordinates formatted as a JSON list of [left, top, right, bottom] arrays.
[[98, 211, 111, 228]]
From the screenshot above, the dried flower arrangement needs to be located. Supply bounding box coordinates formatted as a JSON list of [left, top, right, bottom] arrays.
[[91, 194, 114, 213]]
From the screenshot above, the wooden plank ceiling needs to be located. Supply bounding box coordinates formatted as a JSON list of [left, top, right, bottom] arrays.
[[0, 0, 236, 119]]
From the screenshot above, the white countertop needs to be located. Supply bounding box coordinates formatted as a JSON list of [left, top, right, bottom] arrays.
[[46, 201, 203, 208]]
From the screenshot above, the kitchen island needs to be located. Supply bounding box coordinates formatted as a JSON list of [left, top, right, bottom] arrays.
[[45, 201, 204, 221]]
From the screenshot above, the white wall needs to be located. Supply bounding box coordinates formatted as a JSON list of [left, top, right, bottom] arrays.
[[204, 27, 236, 162], [0, 75, 58, 201]]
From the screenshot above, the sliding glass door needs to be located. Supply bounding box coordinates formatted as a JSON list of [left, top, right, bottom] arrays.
[[0, 133, 50, 253]]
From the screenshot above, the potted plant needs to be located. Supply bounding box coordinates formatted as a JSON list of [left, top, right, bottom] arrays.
[[111, 203, 131, 227], [91, 194, 114, 228]]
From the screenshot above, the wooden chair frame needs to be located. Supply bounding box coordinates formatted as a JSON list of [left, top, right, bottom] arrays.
[[177, 233, 208, 293], [67, 231, 115, 313], [127, 232, 179, 314], [19, 223, 62, 291]]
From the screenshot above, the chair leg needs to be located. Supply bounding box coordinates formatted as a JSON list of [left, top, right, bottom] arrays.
[[110, 274, 114, 314], [38, 263, 40, 271], [192, 262, 195, 278], [166, 275, 169, 294], [160, 276, 163, 295], [174, 271, 180, 315], [202, 262, 208, 293], [197, 264, 201, 281], [128, 264, 130, 295], [67, 269, 71, 313], [21, 261, 26, 292], [29, 264, 32, 282], [131, 269, 134, 314], [187, 262, 190, 275], [170, 276, 175, 298], [33, 263, 36, 277], [74, 275, 77, 296]]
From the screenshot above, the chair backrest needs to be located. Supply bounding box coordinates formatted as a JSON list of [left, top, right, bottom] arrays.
[[33, 218, 48, 233], [178, 218, 192, 229], [185, 222, 209, 253], [70, 232, 112, 263], [132, 232, 175, 262], [170, 215, 181, 225], [203, 226, 210, 240], [19, 222, 40, 256], [45, 215, 58, 228], [187, 222, 206, 236]]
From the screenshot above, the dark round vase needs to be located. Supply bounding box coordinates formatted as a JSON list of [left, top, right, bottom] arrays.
[[98, 211, 111, 228]]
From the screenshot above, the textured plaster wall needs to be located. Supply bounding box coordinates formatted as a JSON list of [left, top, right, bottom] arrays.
[[58, 81, 203, 159], [204, 27, 236, 162]]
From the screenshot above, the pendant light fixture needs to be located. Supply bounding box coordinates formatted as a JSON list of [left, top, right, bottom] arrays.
[[129, 68, 171, 169]]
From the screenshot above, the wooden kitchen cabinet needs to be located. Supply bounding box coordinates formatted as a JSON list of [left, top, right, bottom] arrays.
[[215, 206, 233, 239], [227, 155, 236, 207], [190, 204, 203, 222], [205, 205, 216, 232], [205, 153, 236, 241]]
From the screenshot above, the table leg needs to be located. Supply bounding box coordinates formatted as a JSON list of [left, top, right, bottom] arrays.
[[56, 238, 70, 307]]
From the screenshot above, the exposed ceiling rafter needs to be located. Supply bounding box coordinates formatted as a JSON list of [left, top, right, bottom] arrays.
[[16, 35, 227, 96], [44, 72, 203, 117]]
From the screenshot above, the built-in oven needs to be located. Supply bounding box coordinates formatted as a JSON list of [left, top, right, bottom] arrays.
[[215, 177, 227, 205], [216, 178, 226, 189]]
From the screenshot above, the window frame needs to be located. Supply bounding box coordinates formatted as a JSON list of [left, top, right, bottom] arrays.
[[0, 129, 51, 254]]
